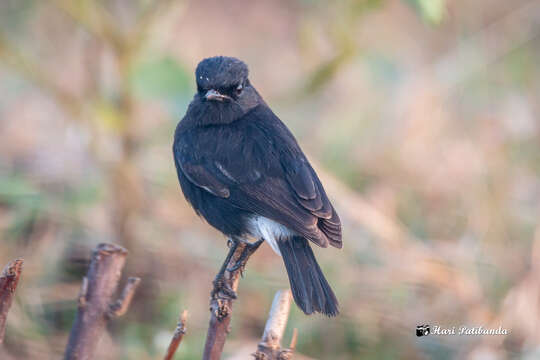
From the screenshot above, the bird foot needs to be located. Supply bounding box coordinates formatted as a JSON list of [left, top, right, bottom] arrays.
[[214, 298, 231, 321], [211, 274, 237, 300], [227, 238, 264, 274]]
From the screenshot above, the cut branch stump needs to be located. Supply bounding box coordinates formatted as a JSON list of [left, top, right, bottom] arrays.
[[253, 289, 297, 360], [64, 243, 140, 360]]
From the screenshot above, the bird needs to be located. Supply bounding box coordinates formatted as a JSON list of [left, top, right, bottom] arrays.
[[172, 56, 342, 316]]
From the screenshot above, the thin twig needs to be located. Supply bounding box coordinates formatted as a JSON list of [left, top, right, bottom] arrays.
[[64, 243, 140, 360], [253, 290, 296, 360], [288, 328, 298, 351], [0, 259, 23, 344], [107, 277, 141, 318], [164, 310, 188, 360]]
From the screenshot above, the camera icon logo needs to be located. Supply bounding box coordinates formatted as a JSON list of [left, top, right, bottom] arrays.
[[416, 324, 430, 337]]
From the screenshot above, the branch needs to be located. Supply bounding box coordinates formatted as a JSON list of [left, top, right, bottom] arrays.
[[64, 243, 140, 360], [253, 289, 297, 360], [203, 242, 260, 360], [0, 259, 23, 344], [107, 277, 141, 318], [163, 310, 188, 360]]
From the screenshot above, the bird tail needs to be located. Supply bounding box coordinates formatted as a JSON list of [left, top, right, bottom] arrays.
[[277, 236, 339, 316]]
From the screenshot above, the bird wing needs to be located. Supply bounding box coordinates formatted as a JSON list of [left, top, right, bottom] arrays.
[[177, 162, 230, 198], [174, 105, 342, 248]]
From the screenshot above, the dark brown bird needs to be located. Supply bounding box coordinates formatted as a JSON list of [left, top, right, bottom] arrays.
[[173, 56, 342, 316]]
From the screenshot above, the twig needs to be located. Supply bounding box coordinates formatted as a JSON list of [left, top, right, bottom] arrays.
[[164, 310, 188, 360], [203, 242, 259, 360], [253, 290, 297, 360], [107, 277, 141, 318], [0, 259, 23, 344], [64, 243, 140, 360], [288, 328, 298, 351]]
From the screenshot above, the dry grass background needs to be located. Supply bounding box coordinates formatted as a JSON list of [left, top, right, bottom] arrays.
[[1, 0, 540, 359]]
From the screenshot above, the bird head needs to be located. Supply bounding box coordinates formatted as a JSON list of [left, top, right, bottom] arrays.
[[189, 56, 261, 125]]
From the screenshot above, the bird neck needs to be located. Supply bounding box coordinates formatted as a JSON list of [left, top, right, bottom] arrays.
[[187, 98, 247, 126]]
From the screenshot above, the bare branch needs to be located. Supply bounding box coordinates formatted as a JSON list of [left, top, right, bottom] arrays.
[[203, 241, 261, 360], [107, 277, 141, 318], [288, 328, 298, 351], [164, 310, 188, 360], [253, 290, 296, 360], [64, 243, 139, 360], [0, 258, 23, 344], [261, 290, 292, 349]]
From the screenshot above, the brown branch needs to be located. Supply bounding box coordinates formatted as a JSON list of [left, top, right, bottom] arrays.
[[64, 243, 140, 360], [253, 289, 297, 360], [163, 310, 188, 360], [288, 328, 298, 351], [0, 259, 23, 344], [203, 242, 259, 360], [107, 277, 141, 318]]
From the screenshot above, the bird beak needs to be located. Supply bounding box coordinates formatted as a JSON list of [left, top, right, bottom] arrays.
[[205, 89, 231, 102]]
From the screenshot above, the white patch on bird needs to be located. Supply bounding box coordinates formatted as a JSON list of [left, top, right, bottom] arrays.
[[247, 216, 295, 256]]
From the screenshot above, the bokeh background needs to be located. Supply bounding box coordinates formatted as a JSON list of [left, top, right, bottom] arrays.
[[1, 0, 540, 359]]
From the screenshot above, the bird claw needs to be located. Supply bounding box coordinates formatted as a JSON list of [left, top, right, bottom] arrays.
[[226, 239, 264, 273], [217, 299, 227, 316], [211, 239, 263, 311], [212, 298, 231, 321], [212, 276, 237, 300], [227, 261, 244, 273], [278, 350, 293, 360]]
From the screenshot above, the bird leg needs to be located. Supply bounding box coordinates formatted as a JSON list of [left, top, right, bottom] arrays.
[[211, 240, 238, 300], [211, 238, 264, 304], [227, 238, 264, 275]]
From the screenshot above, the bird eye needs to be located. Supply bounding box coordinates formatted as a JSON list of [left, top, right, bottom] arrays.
[[235, 83, 243, 96]]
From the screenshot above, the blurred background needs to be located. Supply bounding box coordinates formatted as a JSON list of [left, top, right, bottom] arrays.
[[1, 0, 539, 359]]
